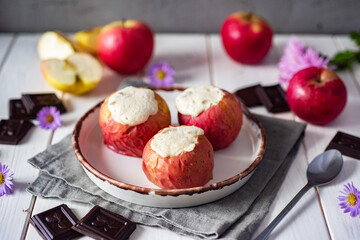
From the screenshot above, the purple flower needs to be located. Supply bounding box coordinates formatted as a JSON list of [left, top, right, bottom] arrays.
[[147, 62, 175, 87], [278, 37, 333, 89], [338, 182, 360, 217], [0, 163, 14, 196], [37, 106, 62, 130]]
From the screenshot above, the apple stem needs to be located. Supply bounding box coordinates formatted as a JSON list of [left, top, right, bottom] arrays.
[[244, 12, 253, 21], [121, 18, 126, 27]]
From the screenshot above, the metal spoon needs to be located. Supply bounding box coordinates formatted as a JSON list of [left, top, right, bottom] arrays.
[[255, 149, 343, 240]]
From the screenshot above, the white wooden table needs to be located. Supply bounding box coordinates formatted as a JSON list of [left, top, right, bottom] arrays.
[[0, 34, 359, 240]]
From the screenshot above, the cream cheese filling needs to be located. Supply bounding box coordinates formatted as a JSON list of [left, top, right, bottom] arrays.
[[151, 126, 204, 157], [108, 86, 158, 126], [175, 85, 224, 117]]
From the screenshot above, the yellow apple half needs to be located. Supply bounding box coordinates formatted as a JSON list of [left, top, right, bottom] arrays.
[[41, 53, 102, 95], [75, 27, 102, 53], [38, 31, 81, 60]]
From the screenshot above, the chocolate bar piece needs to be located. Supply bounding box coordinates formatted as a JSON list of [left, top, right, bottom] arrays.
[[255, 84, 290, 113], [30, 204, 82, 240], [73, 205, 136, 240], [234, 84, 262, 107], [9, 99, 36, 119], [0, 119, 33, 145], [21, 93, 66, 115], [325, 131, 360, 160]]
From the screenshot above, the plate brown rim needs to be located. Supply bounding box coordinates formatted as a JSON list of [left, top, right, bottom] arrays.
[[72, 87, 266, 197]]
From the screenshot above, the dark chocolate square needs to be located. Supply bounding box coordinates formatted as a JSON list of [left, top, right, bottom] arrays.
[[30, 204, 82, 240], [21, 93, 66, 115], [9, 99, 36, 119], [0, 119, 33, 145], [325, 131, 360, 160], [72, 205, 136, 240], [234, 84, 262, 107], [255, 84, 290, 113]]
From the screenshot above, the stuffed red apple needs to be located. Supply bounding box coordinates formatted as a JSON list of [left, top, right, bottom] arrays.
[[97, 20, 154, 74], [286, 67, 347, 125], [99, 87, 171, 157], [176, 85, 243, 150], [221, 12, 273, 64], [142, 126, 214, 189]]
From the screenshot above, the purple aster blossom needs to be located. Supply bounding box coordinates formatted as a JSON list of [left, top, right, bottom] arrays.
[[36, 106, 62, 131], [0, 163, 14, 196], [147, 62, 175, 87], [278, 37, 333, 89], [338, 182, 360, 217]]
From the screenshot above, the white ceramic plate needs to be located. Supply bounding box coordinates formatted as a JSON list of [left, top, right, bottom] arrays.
[[72, 88, 266, 208]]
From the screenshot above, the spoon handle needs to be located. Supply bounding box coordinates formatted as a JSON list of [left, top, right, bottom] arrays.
[[254, 183, 312, 240]]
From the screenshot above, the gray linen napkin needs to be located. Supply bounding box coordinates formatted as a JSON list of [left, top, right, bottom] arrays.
[[27, 114, 305, 239]]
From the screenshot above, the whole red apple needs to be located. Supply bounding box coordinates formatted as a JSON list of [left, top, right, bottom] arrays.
[[176, 86, 243, 150], [142, 126, 214, 189], [97, 20, 154, 74], [220, 12, 273, 64], [286, 67, 347, 125]]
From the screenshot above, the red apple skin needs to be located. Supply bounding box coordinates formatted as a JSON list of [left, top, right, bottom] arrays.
[[178, 90, 243, 150], [99, 91, 171, 157], [220, 12, 273, 64], [286, 67, 347, 125], [142, 133, 214, 189], [97, 20, 154, 74]]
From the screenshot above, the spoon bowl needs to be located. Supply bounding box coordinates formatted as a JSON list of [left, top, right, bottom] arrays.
[[307, 149, 343, 186]]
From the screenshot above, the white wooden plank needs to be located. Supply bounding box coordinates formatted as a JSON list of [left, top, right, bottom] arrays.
[[151, 34, 211, 88], [300, 35, 360, 240], [27, 34, 209, 240], [0, 34, 13, 68], [0, 34, 58, 240], [210, 34, 330, 240]]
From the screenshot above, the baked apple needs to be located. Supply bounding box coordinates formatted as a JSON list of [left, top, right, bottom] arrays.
[[142, 126, 214, 189], [176, 85, 243, 150], [99, 87, 171, 157]]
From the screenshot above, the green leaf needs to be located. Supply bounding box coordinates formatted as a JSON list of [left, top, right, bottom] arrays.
[[356, 52, 360, 63], [329, 50, 358, 70], [350, 31, 360, 46]]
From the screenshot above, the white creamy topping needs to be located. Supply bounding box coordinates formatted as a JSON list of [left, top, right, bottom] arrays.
[[107, 86, 158, 126], [175, 85, 225, 117], [151, 126, 204, 157]]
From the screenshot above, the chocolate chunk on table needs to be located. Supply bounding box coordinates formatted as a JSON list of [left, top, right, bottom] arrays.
[[9, 99, 36, 119], [30, 204, 81, 240], [21, 93, 66, 115], [73, 205, 136, 240], [255, 84, 290, 113], [234, 84, 262, 107], [325, 131, 360, 160], [0, 119, 33, 145]]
